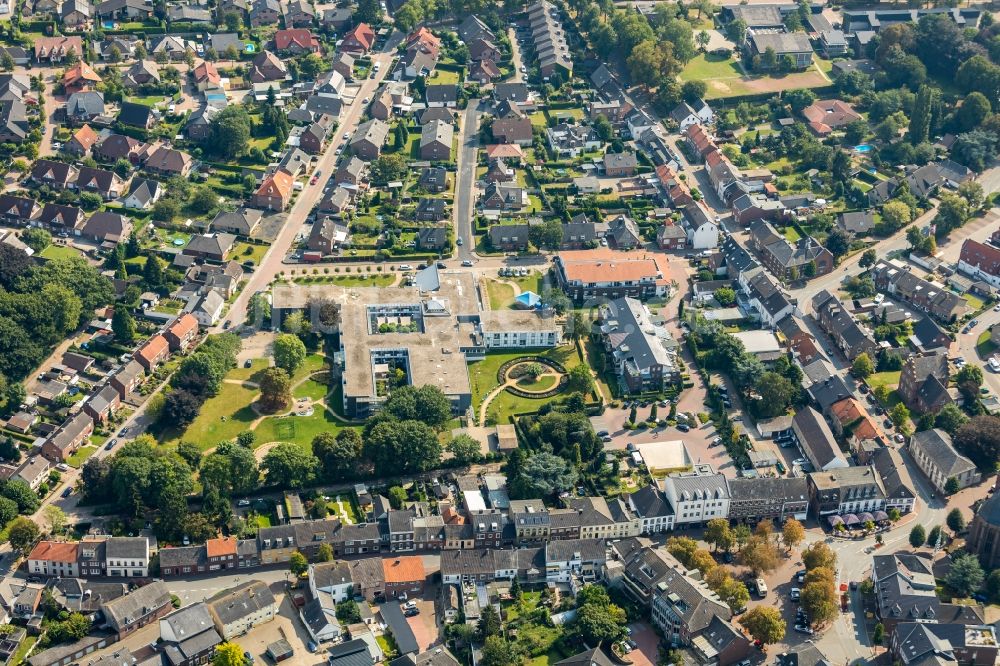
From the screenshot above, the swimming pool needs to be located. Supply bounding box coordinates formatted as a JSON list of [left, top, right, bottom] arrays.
[[854, 144, 873, 153]]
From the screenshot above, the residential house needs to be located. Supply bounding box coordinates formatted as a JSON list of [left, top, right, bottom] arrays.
[[625, 484, 675, 533], [958, 239, 1000, 289], [192, 61, 221, 91], [350, 119, 390, 161], [211, 208, 262, 237], [123, 60, 159, 88], [481, 183, 526, 211], [284, 0, 314, 26], [158, 603, 223, 666], [661, 465, 730, 526], [206, 581, 277, 640], [604, 151, 637, 177], [248, 50, 288, 83], [554, 248, 670, 304], [910, 428, 981, 495], [95, 133, 150, 165], [657, 223, 687, 250], [607, 214, 641, 249], [117, 101, 158, 129], [649, 553, 736, 649], [871, 260, 969, 323], [40, 412, 93, 463], [898, 352, 953, 414], [811, 290, 878, 361], [249, 0, 279, 26], [110, 359, 144, 400], [165, 313, 199, 351], [81, 211, 131, 244], [807, 465, 886, 518], [65, 91, 105, 124], [748, 220, 834, 280], [34, 36, 84, 63], [252, 171, 294, 211], [0, 99, 28, 143], [802, 99, 862, 135], [491, 116, 533, 146], [65, 124, 99, 158], [668, 100, 714, 131], [792, 405, 849, 471], [425, 85, 458, 109], [546, 123, 601, 159], [274, 28, 320, 54], [871, 447, 917, 515], [27, 542, 80, 578], [838, 210, 875, 236], [37, 203, 85, 233], [307, 217, 349, 254], [30, 159, 78, 189], [891, 623, 998, 666], [101, 582, 173, 639], [122, 179, 162, 211], [682, 203, 719, 250], [134, 333, 169, 372], [728, 477, 809, 522], [419, 120, 453, 160], [341, 23, 376, 54]]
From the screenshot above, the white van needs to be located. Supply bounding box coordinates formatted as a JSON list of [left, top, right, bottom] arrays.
[[755, 579, 768, 597]]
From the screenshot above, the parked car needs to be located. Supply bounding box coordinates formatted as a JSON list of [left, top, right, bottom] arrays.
[[105, 438, 118, 450], [237, 499, 251, 507], [794, 625, 814, 635], [677, 423, 690, 432], [61, 486, 72, 498]]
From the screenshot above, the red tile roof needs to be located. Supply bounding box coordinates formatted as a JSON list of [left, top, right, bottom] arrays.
[[382, 556, 425, 583], [167, 313, 198, 340], [29, 541, 79, 563], [206, 536, 238, 558], [136, 334, 169, 364], [960, 239, 1000, 278]]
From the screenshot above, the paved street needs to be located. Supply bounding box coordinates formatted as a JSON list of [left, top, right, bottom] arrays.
[[454, 98, 482, 261], [222, 32, 403, 329]]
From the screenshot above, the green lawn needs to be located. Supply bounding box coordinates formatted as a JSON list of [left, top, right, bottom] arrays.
[[680, 53, 744, 81], [67, 445, 99, 468], [229, 358, 269, 381], [868, 371, 901, 391], [163, 381, 260, 449], [428, 69, 461, 85], [486, 279, 516, 309], [977, 330, 997, 358], [468, 345, 582, 412], [783, 226, 802, 243], [39, 244, 83, 261], [126, 95, 167, 106], [516, 374, 558, 391], [512, 271, 544, 295], [291, 353, 329, 385], [89, 433, 108, 447], [293, 274, 395, 287], [254, 409, 358, 450], [9, 635, 36, 666], [964, 292, 986, 312], [233, 242, 268, 266], [294, 376, 330, 401]]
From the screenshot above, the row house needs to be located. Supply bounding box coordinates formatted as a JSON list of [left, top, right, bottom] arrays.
[[41, 411, 93, 463], [748, 220, 834, 281], [811, 290, 879, 361], [662, 465, 730, 526], [807, 465, 886, 518], [27, 537, 151, 579], [727, 477, 809, 523], [101, 581, 173, 639], [871, 260, 969, 323]]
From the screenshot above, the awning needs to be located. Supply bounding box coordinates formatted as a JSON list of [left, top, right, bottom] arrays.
[[828, 515, 844, 526], [843, 513, 860, 525], [873, 510, 889, 521], [859, 512, 875, 523]]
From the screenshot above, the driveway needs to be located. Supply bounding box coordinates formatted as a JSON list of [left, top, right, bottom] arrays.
[[627, 622, 658, 666], [403, 588, 440, 651]]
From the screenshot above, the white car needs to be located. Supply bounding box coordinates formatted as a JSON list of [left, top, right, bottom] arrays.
[[237, 499, 251, 507], [402, 600, 417, 610], [990, 357, 1000, 372], [793, 458, 808, 466]]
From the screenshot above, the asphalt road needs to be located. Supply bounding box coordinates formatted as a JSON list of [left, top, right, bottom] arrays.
[[454, 98, 482, 261], [222, 32, 403, 329]]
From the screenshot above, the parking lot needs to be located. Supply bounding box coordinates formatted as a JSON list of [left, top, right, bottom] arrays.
[[400, 586, 441, 652], [626, 622, 659, 666]]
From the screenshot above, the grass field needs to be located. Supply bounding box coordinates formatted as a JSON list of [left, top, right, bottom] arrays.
[[163, 381, 260, 449], [428, 69, 461, 85], [293, 274, 395, 287], [977, 330, 997, 358], [39, 244, 83, 261], [255, 410, 358, 449], [294, 376, 330, 401], [868, 371, 901, 392], [229, 358, 268, 381], [681, 53, 833, 100], [517, 374, 558, 392], [233, 242, 268, 266], [67, 445, 99, 468], [468, 345, 581, 412], [486, 279, 516, 309]]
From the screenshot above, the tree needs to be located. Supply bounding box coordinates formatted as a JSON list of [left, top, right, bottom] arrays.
[[986, 569, 1000, 603], [382, 385, 453, 429], [258, 367, 291, 412], [478, 604, 502, 639], [289, 550, 309, 576], [947, 507, 965, 533], [519, 452, 578, 496], [910, 524, 927, 548], [313, 430, 362, 481], [852, 353, 874, 380], [163, 389, 201, 427], [263, 443, 317, 488], [190, 187, 220, 214], [713, 287, 736, 307], [212, 643, 247, 666], [944, 476, 961, 495], [369, 154, 408, 185], [955, 92, 992, 132], [143, 254, 164, 287], [565, 364, 595, 395], [782, 519, 805, 552], [725, 18, 747, 44], [273, 334, 306, 374], [715, 575, 750, 613], [447, 434, 481, 465], [0, 496, 17, 526], [825, 228, 851, 259], [0, 51, 13, 71], [364, 419, 443, 476], [739, 536, 780, 575], [927, 525, 944, 548], [784, 88, 816, 113], [21, 228, 51, 253], [705, 518, 734, 552], [112, 307, 136, 344], [315, 543, 333, 563], [881, 200, 912, 231], [480, 637, 521, 666], [208, 106, 252, 159], [571, 596, 628, 645], [336, 600, 361, 623], [387, 486, 408, 510], [43, 505, 67, 534], [946, 552, 985, 597], [3, 479, 39, 514], [909, 84, 935, 144], [801, 580, 838, 627], [860, 249, 878, 268], [801, 542, 837, 571], [890, 402, 911, 429], [528, 218, 563, 250], [177, 442, 203, 470], [954, 415, 1000, 471], [7, 516, 39, 552], [739, 606, 785, 645]]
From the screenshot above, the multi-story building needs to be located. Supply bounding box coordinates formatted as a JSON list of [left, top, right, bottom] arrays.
[[727, 477, 809, 523], [543, 539, 606, 583], [104, 537, 149, 577], [597, 297, 679, 394], [158, 603, 223, 666], [871, 260, 969, 323], [625, 485, 675, 534], [898, 352, 953, 414], [554, 248, 671, 304], [27, 542, 80, 578], [807, 466, 886, 518], [101, 581, 173, 639], [662, 465, 730, 526], [650, 557, 734, 647], [909, 429, 981, 495], [206, 581, 277, 640]]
